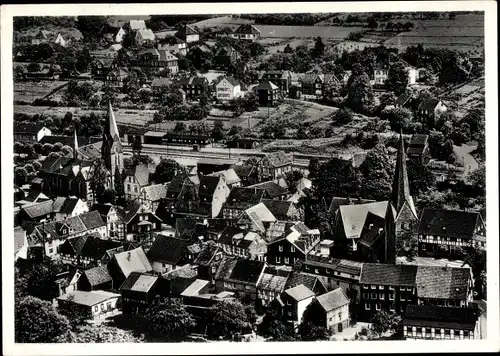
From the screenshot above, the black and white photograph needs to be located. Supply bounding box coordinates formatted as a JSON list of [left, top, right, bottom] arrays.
[[1, 1, 498, 354]]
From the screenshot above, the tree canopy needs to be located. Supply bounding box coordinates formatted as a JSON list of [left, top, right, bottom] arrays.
[[144, 297, 195, 340]]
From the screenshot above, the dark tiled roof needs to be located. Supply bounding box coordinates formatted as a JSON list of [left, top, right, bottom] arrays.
[[39, 135, 101, 147], [151, 77, 172, 87], [233, 24, 261, 35], [176, 76, 208, 87], [261, 199, 294, 220], [59, 234, 121, 260], [59, 197, 80, 215], [218, 225, 246, 246], [248, 181, 288, 198], [120, 271, 159, 293], [416, 266, 471, 300], [215, 256, 265, 285], [22, 200, 55, 218], [418, 208, 481, 240], [198, 175, 221, 198], [418, 98, 441, 111], [217, 76, 240, 87], [83, 265, 112, 286], [78, 210, 106, 230], [167, 173, 189, 196], [224, 187, 265, 210], [285, 271, 318, 291], [300, 73, 323, 84], [130, 164, 150, 187], [147, 235, 190, 265], [176, 24, 198, 37], [404, 305, 479, 330], [91, 203, 114, 217], [256, 81, 279, 91], [395, 92, 413, 107], [360, 263, 418, 286], [231, 164, 255, 179], [14, 123, 45, 134]]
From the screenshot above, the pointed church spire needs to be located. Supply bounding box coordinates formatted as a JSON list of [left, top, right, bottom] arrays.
[[73, 130, 79, 160], [107, 101, 121, 143], [391, 131, 411, 213]]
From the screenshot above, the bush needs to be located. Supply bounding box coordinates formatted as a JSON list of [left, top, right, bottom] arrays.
[[332, 108, 354, 126]]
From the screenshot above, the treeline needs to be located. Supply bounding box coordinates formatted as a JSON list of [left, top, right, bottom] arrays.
[[13, 16, 77, 31], [239, 13, 333, 26], [146, 15, 213, 31]]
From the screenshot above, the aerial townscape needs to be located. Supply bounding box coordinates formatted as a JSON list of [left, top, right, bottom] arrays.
[[12, 11, 487, 343]]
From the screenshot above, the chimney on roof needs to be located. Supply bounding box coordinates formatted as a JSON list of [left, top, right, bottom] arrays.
[[126, 252, 131, 261]]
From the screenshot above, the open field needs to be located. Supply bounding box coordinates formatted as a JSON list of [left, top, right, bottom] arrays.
[[192, 16, 254, 28], [254, 25, 364, 39], [14, 81, 68, 104], [14, 104, 156, 126]]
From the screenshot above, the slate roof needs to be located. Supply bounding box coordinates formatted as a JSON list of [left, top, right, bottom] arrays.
[[163, 264, 198, 280], [360, 263, 418, 286], [181, 279, 210, 297], [409, 134, 428, 147], [143, 184, 167, 202], [232, 164, 255, 179], [284, 284, 315, 301], [404, 305, 479, 330], [224, 187, 265, 210], [79, 211, 107, 230], [263, 151, 292, 168], [113, 247, 152, 278], [218, 225, 246, 246], [147, 235, 190, 265], [129, 19, 147, 30], [257, 271, 289, 293], [418, 208, 481, 240], [176, 24, 198, 37], [58, 197, 81, 215], [14, 123, 45, 134], [261, 199, 295, 220], [415, 266, 471, 300], [129, 164, 150, 186], [167, 173, 189, 196], [328, 196, 376, 215], [120, 272, 159, 293], [256, 81, 279, 91], [57, 290, 120, 306], [176, 76, 208, 87], [215, 256, 265, 285], [58, 234, 121, 260], [198, 175, 221, 198], [248, 181, 288, 198], [395, 92, 413, 107], [300, 73, 323, 84], [285, 271, 319, 291], [83, 265, 112, 287], [22, 200, 56, 219], [208, 168, 241, 185], [91, 203, 114, 217], [316, 288, 350, 312], [217, 76, 240, 87], [418, 98, 441, 112], [233, 24, 261, 35], [24, 190, 50, 204]]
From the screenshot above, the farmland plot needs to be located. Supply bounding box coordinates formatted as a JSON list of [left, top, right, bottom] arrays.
[[254, 25, 364, 39], [14, 81, 67, 104]]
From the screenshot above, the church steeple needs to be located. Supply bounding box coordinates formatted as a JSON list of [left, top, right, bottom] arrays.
[[73, 130, 79, 160], [391, 131, 413, 215], [101, 101, 124, 188]]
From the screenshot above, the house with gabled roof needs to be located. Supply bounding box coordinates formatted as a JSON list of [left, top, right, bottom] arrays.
[[175, 76, 209, 100], [267, 221, 321, 267], [248, 181, 290, 200], [175, 24, 199, 43], [124, 163, 153, 201], [236, 202, 277, 234], [230, 24, 261, 41], [57, 290, 121, 320], [106, 67, 129, 90], [280, 284, 316, 327], [221, 186, 266, 219], [214, 46, 241, 70], [255, 80, 282, 107], [215, 76, 242, 101], [28, 210, 107, 259], [139, 184, 167, 212], [101, 25, 127, 43], [418, 208, 486, 257], [119, 272, 163, 314], [214, 256, 267, 300], [217, 226, 267, 261], [256, 152, 293, 181], [262, 199, 301, 221], [257, 265, 291, 306], [116, 201, 162, 242], [157, 36, 187, 56], [31, 29, 52, 45], [407, 134, 429, 163], [107, 247, 153, 288], [207, 168, 241, 188], [78, 265, 114, 291], [260, 70, 292, 94], [298, 73, 324, 100], [58, 233, 122, 268], [135, 28, 156, 45], [14, 123, 52, 143], [90, 57, 118, 80], [308, 288, 351, 332], [134, 48, 178, 74], [147, 235, 191, 274], [55, 196, 89, 221], [91, 203, 123, 240], [129, 19, 147, 31], [193, 240, 223, 283], [403, 304, 481, 340]]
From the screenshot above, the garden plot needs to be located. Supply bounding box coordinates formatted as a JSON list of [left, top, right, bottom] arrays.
[[14, 80, 67, 104]]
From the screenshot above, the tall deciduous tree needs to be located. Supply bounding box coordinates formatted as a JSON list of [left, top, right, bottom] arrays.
[[385, 62, 409, 95], [153, 159, 185, 184], [144, 297, 195, 340], [15, 296, 72, 343], [370, 310, 402, 337], [207, 300, 251, 340]]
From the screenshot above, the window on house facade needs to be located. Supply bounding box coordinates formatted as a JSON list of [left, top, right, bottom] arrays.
[[94, 305, 99, 312], [371, 293, 377, 299], [276, 256, 281, 264], [278, 245, 283, 252], [379, 293, 385, 300], [375, 303, 381, 311], [365, 303, 370, 310], [284, 257, 289, 264], [290, 246, 295, 252]]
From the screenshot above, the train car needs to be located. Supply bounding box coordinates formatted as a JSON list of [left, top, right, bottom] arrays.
[[162, 133, 211, 147]]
